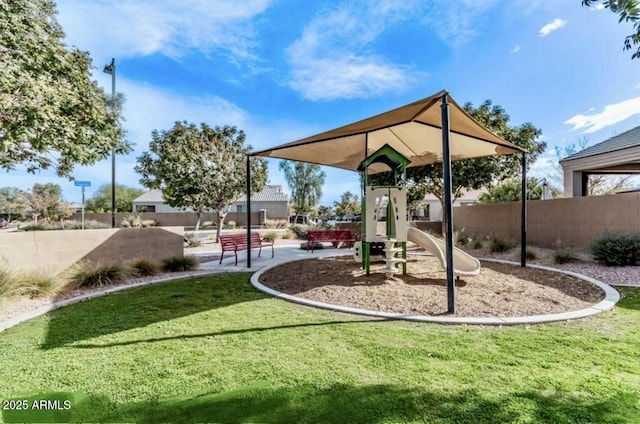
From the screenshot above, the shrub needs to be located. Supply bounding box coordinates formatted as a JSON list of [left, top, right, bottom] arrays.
[[162, 255, 198, 272], [17, 271, 60, 298], [281, 231, 293, 240], [490, 237, 515, 253], [184, 233, 201, 248], [262, 231, 278, 242], [19, 222, 58, 231], [63, 220, 110, 230], [141, 219, 158, 228], [525, 248, 538, 261], [0, 268, 20, 300], [224, 221, 237, 230], [455, 231, 469, 247], [290, 225, 310, 239], [471, 239, 484, 250], [121, 213, 143, 228], [591, 232, 640, 266], [68, 261, 129, 288], [264, 219, 287, 229], [553, 247, 580, 265], [130, 258, 160, 277]]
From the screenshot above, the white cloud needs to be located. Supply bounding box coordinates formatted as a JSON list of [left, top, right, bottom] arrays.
[[538, 18, 567, 37], [564, 96, 640, 133], [285, 0, 424, 100], [421, 0, 500, 47], [56, 0, 272, 62], [510, 45, 521, 53]]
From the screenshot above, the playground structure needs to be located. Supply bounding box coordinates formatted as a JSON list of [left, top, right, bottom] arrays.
[[354, 144, 481, 278], [247, 90, 529, 313]]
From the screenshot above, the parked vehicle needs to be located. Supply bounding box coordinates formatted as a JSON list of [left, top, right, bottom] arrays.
[[289, 215, 316, 225]]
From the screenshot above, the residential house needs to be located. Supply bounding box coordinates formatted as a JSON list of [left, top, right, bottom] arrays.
[[417, 189, 487, 221], [132, 185, 290, 219]]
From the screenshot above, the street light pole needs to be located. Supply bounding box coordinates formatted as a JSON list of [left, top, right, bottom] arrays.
[[103, 58, 116, 228]]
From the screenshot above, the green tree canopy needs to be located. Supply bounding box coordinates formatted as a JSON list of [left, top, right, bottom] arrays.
[[279, 161, 326, 216], [135, 122, 267, 238], [85, 184, 144, 213], [583, 0, 640, 60], [0, 187, 29, 221], [28, 182, 71, 222], [478, 177, 558, 204], [333, 191, 361, 216], [371, 100, 545, 208], [0, 0, 130, 176]]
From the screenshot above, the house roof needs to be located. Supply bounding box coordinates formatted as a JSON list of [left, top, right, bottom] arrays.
[[560, 125, 640, 162], [250, 90, 525, 174], [235, 185, 289, 203], [134, 185, 289, 204], [132, 189, 164, 203]]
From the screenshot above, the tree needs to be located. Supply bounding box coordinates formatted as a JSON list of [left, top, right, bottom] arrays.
[[478, 177, 558, 203], [583, 0, 640, 60], [317, 205, 334, 217], [406, 184, 427, 220], [279, 161, 326, 216], [371, 100, 545, 224], [135, 122, 267, 239], [0, 187, 29, 221], [85, 184, 144, 213], [333, 191, 361, 216], [28, 183, 71, 223], [0, 0, 130, 176]]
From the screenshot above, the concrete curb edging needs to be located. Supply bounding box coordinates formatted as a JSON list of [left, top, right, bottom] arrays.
[[250, 255, 621, 326]]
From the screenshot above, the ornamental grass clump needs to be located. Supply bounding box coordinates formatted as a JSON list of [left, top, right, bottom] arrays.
[[591, 232, 640, 266], [490, 237, 515, 253], [290, 225, 309, 240], [0, 268, 60, 300], [130, 258, 160, 277], [161, 255, 198, 272], [184, 233, 201, 248], [68, 261, 129, 288], [553, 247, 580, 265], [261, 231, 278, 242]]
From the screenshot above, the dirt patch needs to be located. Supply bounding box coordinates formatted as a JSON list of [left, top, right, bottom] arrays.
[[258, 254, 606, 317]]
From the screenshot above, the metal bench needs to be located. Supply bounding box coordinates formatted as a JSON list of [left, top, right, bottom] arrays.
[[306, 230, 356, 253], [219, 232, 274, 265]]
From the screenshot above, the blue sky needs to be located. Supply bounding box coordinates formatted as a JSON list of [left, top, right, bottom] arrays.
[[6, 0, 640, 205]]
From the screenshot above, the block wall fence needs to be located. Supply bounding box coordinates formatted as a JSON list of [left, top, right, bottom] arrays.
[[453, 192, 640, 248]]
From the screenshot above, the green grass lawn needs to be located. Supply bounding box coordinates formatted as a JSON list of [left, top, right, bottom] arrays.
[[0, 274, 638, 423]]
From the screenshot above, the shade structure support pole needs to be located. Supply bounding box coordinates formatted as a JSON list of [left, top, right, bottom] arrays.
[[441, 94, 455, 315], [246, 155, 252, 268], [521, 152, 527, 267]]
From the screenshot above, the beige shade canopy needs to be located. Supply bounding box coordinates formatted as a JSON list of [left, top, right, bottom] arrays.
[[251, 90, 526, 174]]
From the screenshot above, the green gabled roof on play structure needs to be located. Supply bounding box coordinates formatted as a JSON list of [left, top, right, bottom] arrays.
[[357, 144, 411, 172]]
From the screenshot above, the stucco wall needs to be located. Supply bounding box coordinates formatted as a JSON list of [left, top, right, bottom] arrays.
[[453, 192, 640, 248], [0, 227, 183, 276]]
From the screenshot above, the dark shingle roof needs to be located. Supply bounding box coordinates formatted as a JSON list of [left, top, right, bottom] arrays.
[[560, 126, 640, 162]]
